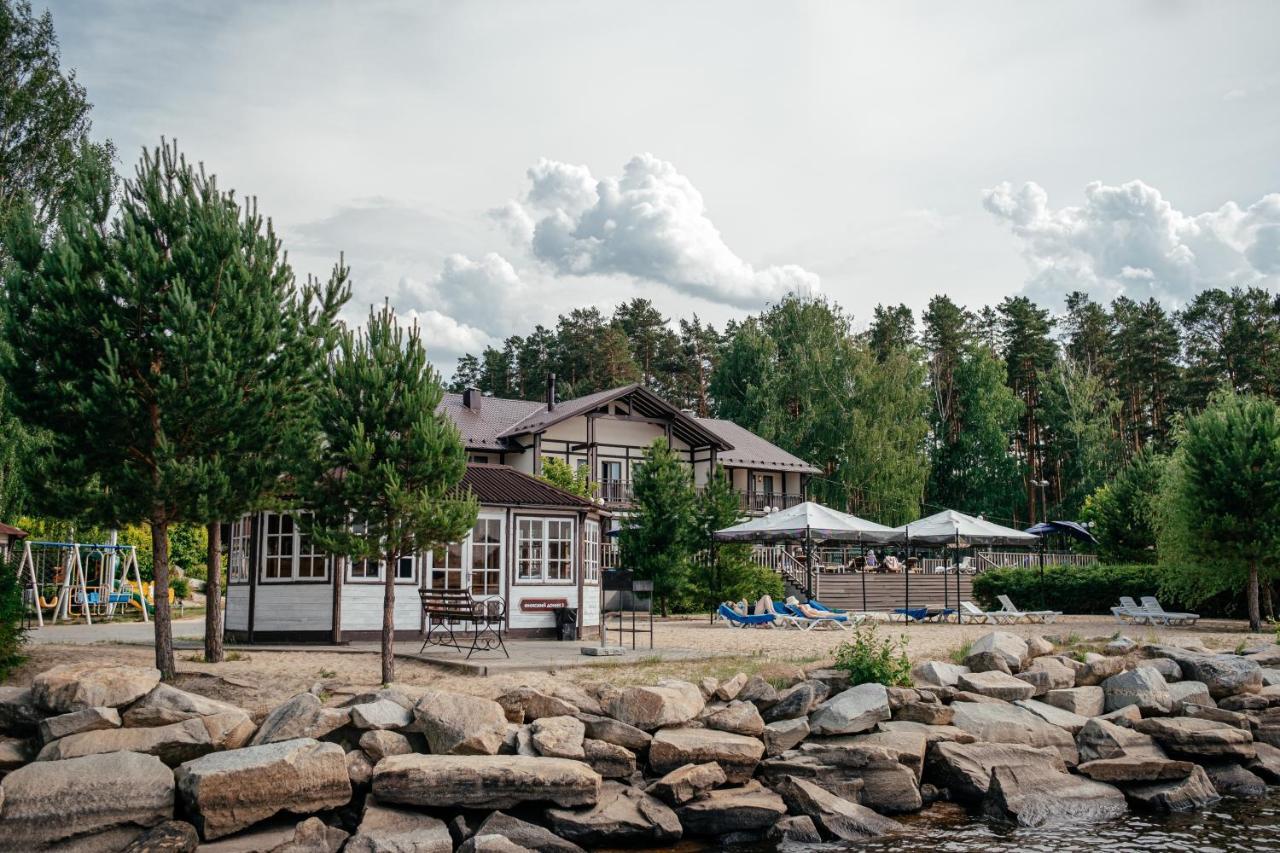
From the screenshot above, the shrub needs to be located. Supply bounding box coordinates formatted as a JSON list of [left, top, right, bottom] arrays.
[[833, 624, 912, 687], [170, 576, 191, 601], [0, 552, 28, 678], [972, 562, 1250, 618]]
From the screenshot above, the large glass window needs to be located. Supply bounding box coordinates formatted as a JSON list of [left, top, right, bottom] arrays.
[[430, 540, 464, 590], [260, 512, 329, 582], [229, 517, 251, 583], [471, 518, 502, 597], [517, 517, 574, 583]]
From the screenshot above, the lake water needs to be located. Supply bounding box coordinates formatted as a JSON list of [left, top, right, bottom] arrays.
[[839, 792, 1280, 852]]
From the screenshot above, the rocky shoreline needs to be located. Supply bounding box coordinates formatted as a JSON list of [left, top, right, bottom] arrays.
[[0, 631, 1277, 851]]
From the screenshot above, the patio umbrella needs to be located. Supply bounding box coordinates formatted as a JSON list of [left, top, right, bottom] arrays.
[[713, 501, 900, 597], [893, 509, 1039, 619], [1024, 520, 1098, 608]]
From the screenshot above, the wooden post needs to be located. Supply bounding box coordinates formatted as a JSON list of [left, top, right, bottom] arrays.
[[332, 555, 344, 644]]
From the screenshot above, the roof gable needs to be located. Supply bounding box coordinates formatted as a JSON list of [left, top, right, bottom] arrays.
[[461, 463, 603, 510], [694, 417, 821, 474]]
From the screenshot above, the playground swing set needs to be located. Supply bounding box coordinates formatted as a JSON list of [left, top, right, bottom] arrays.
[[18, 540, 172, 627]]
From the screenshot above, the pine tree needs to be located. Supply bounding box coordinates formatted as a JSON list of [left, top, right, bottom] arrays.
[[1082, 445, 1164, 563], [868, 303, 916, 362], [1108, 296, 1181, 450], [621, 439, 696, 616], [997, 296, 1058, 523], [614, 298, 680, 394], [1157, 393, 1280, 631], [676, 316, 721, 416], [1061, 292, 1112, 376], [688, 464, 777, 615], [1, 142, 346, 677], [302, 302, 478, 683]]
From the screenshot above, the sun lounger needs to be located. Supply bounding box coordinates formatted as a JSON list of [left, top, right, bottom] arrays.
[[997, 594, 1061, 624], [1140, 596, 1199, 626], [717, 603, 776, 628], [1112, 596, 1151, 624], [961, 600, 1001, 624], [783, 602, 851, 631]]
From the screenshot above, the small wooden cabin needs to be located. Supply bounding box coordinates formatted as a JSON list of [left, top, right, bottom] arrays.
[[0, 522, 27, 560], [223, 464, 608, 643]]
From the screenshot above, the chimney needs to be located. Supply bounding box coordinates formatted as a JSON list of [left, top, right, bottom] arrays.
[[462, 387, 482, 412], [546, 372, 557, 411]]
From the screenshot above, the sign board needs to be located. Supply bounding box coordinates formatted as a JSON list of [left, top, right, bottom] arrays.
[[520, 597, 569, 613]]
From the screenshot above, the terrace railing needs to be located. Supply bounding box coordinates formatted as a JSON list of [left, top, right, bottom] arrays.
[[976, 550, 1098, 570]]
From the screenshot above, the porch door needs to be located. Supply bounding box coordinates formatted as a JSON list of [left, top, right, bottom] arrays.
[[426, 516, 505, 605]]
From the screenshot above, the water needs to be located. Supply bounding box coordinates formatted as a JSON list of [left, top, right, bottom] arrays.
[[837, 793, 1280, 852]]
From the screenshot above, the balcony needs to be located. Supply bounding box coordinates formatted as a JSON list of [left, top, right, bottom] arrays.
[[595, 479, 803, 514]]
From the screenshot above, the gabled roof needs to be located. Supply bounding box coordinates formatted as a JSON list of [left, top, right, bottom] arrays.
[[461, 464, 604, 510], [0, 522, 27, 539], [498, 384, 731, 451], [695, 418, 822, 474], [438, 393, 543, 451]]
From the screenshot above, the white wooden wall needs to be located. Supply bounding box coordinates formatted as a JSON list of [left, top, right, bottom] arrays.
[[341, 583, 422, 632], [581, 584, 601, 627], [252, 584, 333, 632], [225, 586, 250, 631]]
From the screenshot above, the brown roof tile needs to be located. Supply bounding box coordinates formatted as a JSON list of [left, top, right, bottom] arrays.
[[461, 464, 604, 510]]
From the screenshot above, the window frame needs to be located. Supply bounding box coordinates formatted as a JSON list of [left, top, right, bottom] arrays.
[[583, 519, 600, 585], [257, 511, 331, 584], [229, 516, 252, 584], [514, 515, 576, 585]]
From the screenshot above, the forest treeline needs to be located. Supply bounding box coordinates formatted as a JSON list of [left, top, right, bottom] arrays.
[[449, 288, 1280, 528]]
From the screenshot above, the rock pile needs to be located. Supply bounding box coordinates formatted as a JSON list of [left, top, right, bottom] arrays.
[[0, 633, 1277, 849]]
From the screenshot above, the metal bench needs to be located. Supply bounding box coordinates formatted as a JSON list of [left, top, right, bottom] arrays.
[[419, 589, 508, 659]]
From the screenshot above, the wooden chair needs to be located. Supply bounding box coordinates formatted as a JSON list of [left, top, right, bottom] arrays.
[[419, 589, 509, 659]]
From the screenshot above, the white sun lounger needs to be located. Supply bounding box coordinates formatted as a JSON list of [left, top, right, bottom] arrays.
[[961, 600, 1013, 624], [1140, 596, 1200, 626], [1112, 596, 1153, 624], [997, 595, 1061, 624]]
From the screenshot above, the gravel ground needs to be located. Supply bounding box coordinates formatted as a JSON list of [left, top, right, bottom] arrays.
[[7, 614, 1271, 716]]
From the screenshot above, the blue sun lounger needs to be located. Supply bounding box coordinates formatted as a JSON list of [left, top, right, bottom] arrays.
[[717, 603, 776, 627]]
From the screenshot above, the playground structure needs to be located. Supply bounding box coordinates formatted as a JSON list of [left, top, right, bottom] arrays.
[[17, 540, 159, 627]]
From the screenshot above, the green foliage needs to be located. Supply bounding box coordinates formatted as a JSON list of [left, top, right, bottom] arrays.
[[1156, 392, 1280, 630], [833, 624, 912, 687], [620, 440, 696, 616], [1, 140, 347, 678], [0, 549, 27, 679], [301, 302, 478, 683], [684, 465, 778, 613], [169, 575, 191, 601], [948, 640, 973, 665], [1082, 446, 1165, 563], [538, 457, 594, 499], [972, 562, 1250, 618]]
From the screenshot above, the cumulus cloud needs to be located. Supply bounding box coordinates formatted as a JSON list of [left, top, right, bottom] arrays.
[[495, 153, 820, 307], [393, 251, 528, 338], [405, 308, 495, 364], [983, 179, 1280, 306]]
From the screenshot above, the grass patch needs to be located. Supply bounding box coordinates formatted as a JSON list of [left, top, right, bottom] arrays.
[[948, 640, 973, 665]]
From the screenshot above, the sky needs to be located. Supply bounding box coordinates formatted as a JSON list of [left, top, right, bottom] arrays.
[[46, 0, 1280, 373]]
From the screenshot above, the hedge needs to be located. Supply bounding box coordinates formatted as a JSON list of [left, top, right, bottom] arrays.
[[971, 562, 1252, 619]]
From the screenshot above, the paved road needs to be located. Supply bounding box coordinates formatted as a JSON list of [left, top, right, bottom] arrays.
[[27, 617, 207, 645]]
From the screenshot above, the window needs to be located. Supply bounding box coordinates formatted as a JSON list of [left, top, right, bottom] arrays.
[[584, 520, 600, 584], [470, 454, 490, 464], [429, 540, 464, 590], [229, 517, 251, 583], [259, 512, 329, 582], [471, 518, 502, 597], [517, 517, 574, 583]]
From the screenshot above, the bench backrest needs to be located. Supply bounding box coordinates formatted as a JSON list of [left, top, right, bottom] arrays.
[[420, 588, 475, 620]]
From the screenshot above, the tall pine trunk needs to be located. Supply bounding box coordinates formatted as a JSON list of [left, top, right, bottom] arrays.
[[204, 522, 223, 663], [151, 518, 176, 680], [1247, 558, 1261, 632], [382, 548, 396, 684]]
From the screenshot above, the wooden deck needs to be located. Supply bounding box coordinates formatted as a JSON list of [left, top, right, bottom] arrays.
[[815, 572, 974, 613]]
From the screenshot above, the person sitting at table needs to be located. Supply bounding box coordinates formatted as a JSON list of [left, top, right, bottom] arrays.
[[864, 550, 879, 570]]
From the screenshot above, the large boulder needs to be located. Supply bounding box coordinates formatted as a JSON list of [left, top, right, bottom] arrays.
[[175, 738, 351, 840], [1044, 686, 1105, 717], [894, 700, 955, 726], [0, 751, 174, 850], [606, 682, 704, 731], [911, 660, 969, 688], [39, 705, 121, 743], [674, 781, 787, 836], [544, 781, 682, 847], [1172, 654, 1263, 699], [37, 712, 253, 765], [1250, 742, 1280, 783], [0, 686, 43, 736], [923, 741, 1065, 803], [705, 700, 766, 736], [796, 739, 923, 813], [1132, 717, 1256, 761], [957, 671, 1036, 702], [120, 820, 199, 853], [1015, 657, 1077, 696], [1124, 764, 1221, 812], [1202, 762, 1267, 799], [737, 674, 779, 706], [0, 735, 34, 770], [345, 800, 456, 853], [808, 683, 891, 736], [250, 694, 348, 746], [497, 688, 580, 724], [349, 699, 413, 731], [358, 729, 412, 761], [763, 717, 810, 756], [532, 715, 586, 759], [578, 714, 651, 751], [764, 681, 828, 722], [1076, 718, 1167, 763], [31, 663, 161, 713], [715, 673, 748, 701], [646, 762, 726, 805], [1102, 667, 1172, 716], [122, 684, 248, 728], [583, 738, 635, 779], [968, 632, 1029, 672], [269, 817, 348, 853], [473, 812, 586, 853], [772, 776, 904, 841], [1077, 656, 1126, 686], [414, 689, 508, 755], [372, 754, 601, 810], [1013, 699, 1089, 734], [648, 727, 764, 784], [878, 720, 976, 745], [1076, 756, 1195, 782], [983, 763, 1126, 827], [951, 702, 1078, 764]]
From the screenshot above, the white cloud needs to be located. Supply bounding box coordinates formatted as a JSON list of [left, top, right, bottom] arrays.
[[983, 179, 1280, 305], [500, 153, 820, 307], [405, 309, 495, 365], [394, 252, 528, 339]]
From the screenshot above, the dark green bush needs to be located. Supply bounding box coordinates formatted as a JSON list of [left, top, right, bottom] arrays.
[[972, 562, 1251, 618], [0, 552, 28, 680]]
